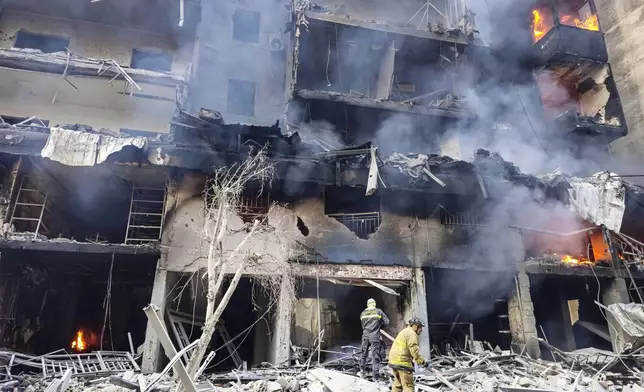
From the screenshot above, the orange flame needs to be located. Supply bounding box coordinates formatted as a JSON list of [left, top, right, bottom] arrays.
[[561, 14, 599, 31], [532, 9, 546, 42], [71, 329, 87, 352], [561, 255, 592, 265], [532, 6, 599, 43]]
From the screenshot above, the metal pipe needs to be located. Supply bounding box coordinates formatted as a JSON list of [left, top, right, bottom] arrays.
[[179, 0, 185, 27], [507, 225, 596, 236]]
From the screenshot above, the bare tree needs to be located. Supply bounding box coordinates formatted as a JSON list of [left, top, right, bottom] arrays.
[[184, 147, 275, 379]]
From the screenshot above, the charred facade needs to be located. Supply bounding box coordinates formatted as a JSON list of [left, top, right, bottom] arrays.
[[0, 0, 641, 383]]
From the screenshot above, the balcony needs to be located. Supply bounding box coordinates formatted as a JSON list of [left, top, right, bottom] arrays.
[[531, 0, 607, 67]]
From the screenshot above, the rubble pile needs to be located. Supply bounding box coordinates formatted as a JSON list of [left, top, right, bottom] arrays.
[[416, 344, 644, 392], [2, 342, 644, 391]]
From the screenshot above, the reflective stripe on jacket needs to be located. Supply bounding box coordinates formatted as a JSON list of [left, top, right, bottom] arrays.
[[388, 326, 426, 370], [360, 307, 389, 341]]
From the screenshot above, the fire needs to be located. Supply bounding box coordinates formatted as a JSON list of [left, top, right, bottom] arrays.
[[531, 5, 599, 43], [560, 14, 599, 31], [71, 329, 87, 352], [532, 9, 546, 42], [561, 255, 591, 265]]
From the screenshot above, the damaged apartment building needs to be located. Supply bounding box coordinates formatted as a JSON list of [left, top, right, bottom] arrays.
[[0, 0, 642, 381]]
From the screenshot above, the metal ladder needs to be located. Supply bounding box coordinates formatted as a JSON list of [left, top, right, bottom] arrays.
[[9, 175, 49, 239], [125, 181, 166, 244]]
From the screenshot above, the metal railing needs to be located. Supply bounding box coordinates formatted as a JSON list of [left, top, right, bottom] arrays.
[[440, 210, 485, 226], [327, 212, 381, 239], [238, 191, 271, 223]]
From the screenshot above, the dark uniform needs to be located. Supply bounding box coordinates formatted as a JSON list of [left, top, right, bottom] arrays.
[[359, 306, 389, 378]]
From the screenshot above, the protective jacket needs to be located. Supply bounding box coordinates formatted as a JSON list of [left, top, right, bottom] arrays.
[[360, 307, 389, 341], [388, 326, 426, 370]]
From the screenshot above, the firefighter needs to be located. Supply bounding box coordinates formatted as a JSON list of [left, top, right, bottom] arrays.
[[388, 317, 428, 392], [359, 298, 389, 380]]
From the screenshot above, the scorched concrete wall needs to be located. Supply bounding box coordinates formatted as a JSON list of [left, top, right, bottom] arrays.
[[163, 174, 525, 272]]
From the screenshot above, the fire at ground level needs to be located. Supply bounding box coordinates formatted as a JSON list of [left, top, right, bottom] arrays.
[[1, 247, 644, 391]]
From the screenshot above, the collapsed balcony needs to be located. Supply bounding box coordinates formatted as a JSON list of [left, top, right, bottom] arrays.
[[535, 63, 626, 141], [292, 17, 470, 118]]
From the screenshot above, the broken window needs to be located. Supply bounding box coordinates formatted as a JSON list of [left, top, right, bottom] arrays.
[[325, 186, 381, 239], [238, 188, 271, 224], [227, 79, 256, 116], [232, 9, 261, 43], [130, 49, 173, 72], [14, 30, 69, 54]]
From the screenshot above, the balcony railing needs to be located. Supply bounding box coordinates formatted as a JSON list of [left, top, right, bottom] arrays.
[[328, 212, 381, 239]]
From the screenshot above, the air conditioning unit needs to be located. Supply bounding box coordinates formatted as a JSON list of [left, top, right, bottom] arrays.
[[269, 33, 284, 51]]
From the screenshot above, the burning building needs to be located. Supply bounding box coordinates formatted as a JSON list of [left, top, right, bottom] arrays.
[[0, 0, 641, 383]]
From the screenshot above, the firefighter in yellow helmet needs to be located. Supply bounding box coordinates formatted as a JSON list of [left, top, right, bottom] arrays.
[[388, 317, 428, 392]]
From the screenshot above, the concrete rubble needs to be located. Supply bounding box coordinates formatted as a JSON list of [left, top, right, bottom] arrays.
[[4, 336, 644, 391]]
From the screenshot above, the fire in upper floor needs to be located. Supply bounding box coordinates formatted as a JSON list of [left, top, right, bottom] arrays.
[[528, 0, 626, 144]]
